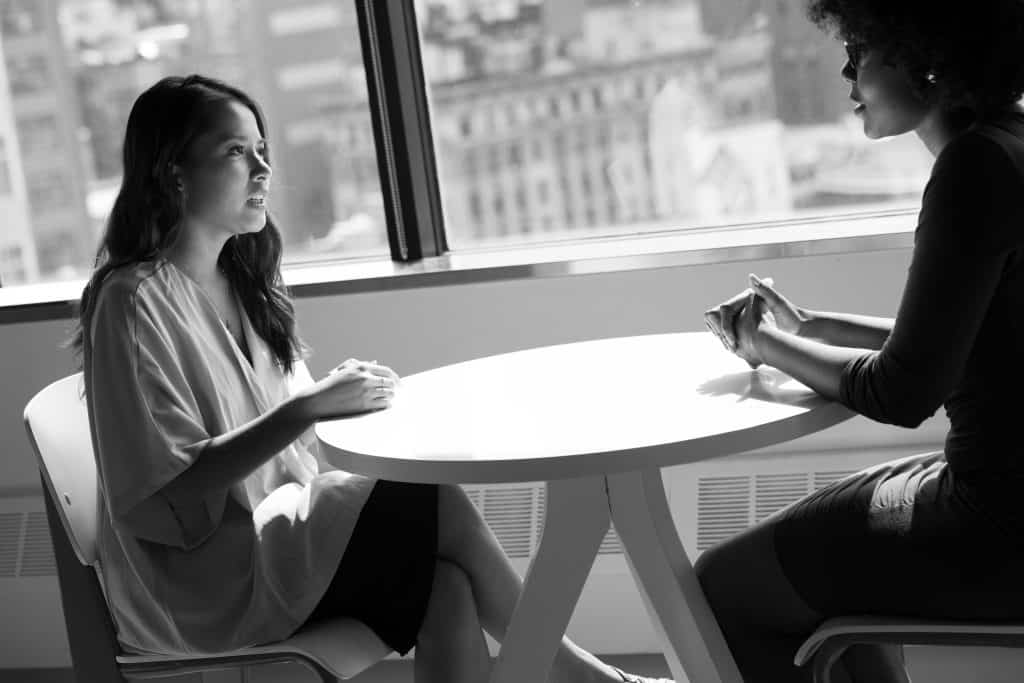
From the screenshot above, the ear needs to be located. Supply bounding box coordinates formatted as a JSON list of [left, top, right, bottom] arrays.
[[169, 163, 185, 192]]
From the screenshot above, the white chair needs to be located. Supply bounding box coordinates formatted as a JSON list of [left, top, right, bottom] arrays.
[[795, 615, 1024, 683], [24, 373, 391, 682]]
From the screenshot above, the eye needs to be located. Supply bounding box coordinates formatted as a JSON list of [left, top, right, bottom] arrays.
[[228, 144, 245, 156]]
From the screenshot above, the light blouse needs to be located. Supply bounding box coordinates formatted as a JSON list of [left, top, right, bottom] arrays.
[[84, 259, 375, 654]]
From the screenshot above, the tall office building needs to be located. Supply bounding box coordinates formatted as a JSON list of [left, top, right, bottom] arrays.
[[0, 29, 38, 285], [1, 0, 92, 281], [763, 0, 848, 125], [242, 0, 369, 251]]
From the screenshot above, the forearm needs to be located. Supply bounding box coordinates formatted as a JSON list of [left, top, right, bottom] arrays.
[[757, 326, 871, 401], [799, 310, 893, 350], [162, 394, 315, 507]]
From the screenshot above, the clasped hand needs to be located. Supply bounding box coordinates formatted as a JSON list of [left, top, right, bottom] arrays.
[[301, 358, 401, 419], [703, 274, 805, 369]]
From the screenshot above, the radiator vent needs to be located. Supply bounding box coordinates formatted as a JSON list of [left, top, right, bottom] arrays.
[[696, 469, 857, 551], [464, 484, 622, 559], [0, 511, 56, 578]]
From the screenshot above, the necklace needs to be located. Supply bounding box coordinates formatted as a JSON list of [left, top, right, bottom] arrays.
[[165, 257, 244, 346]]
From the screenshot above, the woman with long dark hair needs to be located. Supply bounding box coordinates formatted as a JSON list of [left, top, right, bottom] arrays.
[[74, 74, 668, 683], [700, 1, 1024, 681]]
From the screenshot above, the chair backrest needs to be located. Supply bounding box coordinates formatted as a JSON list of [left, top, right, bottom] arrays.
[[24, 373, 99, 566]]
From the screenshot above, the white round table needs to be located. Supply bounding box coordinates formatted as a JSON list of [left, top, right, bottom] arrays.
[[317, 332, 855, 683]]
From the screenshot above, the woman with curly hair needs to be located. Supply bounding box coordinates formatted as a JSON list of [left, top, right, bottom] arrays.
[[699, 1, 1024, 681]]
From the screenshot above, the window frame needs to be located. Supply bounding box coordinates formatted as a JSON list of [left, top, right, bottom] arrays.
[[356, 0, 446, 261]]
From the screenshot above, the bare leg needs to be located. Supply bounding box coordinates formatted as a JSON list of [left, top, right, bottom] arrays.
[[436, 484, 625, 683], [415, 559, 491, 683], [694, 521, 822, 683], [694, 520, 909, 683]]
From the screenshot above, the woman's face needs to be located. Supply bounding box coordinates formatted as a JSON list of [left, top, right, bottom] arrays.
[[842, 41, 932, 139], [176, 100, 272, 239]]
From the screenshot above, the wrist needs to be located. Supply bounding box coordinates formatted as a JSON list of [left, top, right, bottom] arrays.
[[755, 323, 783, 367], [283, 390, 318, 425], [794, 308, 817, 337]]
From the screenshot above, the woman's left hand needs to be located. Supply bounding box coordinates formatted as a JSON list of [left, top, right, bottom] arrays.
[[734, 288, 775, 369]]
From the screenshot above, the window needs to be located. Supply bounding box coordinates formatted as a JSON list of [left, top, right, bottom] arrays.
[[2, 0, 388, 286], [2, 1, 935, 291], [7, 54, 50, 95], [17, 115, 59, 157], [0, 245, 27, 284], [418, 0, 931, 249], [0, 138, 11, 196], [27, 170, 72, 211], [0, 0, 45, 37]]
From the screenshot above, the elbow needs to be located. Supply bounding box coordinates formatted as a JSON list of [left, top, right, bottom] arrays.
[[889, 412, 929, 430], [885, 397, 942, 429]]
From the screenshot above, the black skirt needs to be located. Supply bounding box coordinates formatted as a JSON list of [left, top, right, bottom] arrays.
[[305, 480, 439, 655], [774, 451, 1024, 620]]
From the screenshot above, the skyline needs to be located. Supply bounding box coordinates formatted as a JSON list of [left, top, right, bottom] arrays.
[[0, 0, 930, 287]]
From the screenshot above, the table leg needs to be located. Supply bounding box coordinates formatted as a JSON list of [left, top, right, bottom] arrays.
[[489, 475, 610, 683], [607, 469, 742, 683]]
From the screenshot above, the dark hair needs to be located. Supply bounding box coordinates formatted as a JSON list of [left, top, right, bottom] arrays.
[[807, 0, 1024, 121], [70, 74, 303, 373]]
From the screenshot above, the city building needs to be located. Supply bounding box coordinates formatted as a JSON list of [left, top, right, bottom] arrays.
[[0, 30, 38, 286], [1, 0, 92, 281], [242, 0, 370, 252]]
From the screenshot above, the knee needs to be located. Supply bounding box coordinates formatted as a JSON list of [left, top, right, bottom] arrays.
[[437, 485, 488, 548], [420, 560, 477, 641], [432, 561, 479, 618], [694, 542, 730, 601], [694, 532, 764, 623]]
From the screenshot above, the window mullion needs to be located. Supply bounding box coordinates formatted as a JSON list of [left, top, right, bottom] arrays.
[[355, 0, 446, 261]]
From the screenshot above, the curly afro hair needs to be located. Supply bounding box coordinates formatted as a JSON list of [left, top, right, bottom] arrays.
[[806, 0, 1024, 120]]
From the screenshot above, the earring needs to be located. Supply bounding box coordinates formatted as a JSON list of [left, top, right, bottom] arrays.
[[925, 72, 937, 84]]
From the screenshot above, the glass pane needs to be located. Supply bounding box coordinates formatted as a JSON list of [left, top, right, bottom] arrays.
[[418, 0, 932, 249], [0, 0, 386, 288]]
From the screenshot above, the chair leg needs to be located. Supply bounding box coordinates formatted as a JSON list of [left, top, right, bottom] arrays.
[[42, 475, 128, 682]]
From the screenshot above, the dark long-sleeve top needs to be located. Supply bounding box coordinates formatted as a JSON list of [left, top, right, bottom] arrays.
[[840, 113, 1024, 475]]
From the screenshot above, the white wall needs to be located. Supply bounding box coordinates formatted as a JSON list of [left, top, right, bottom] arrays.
[[6, 245, 1024, 680]]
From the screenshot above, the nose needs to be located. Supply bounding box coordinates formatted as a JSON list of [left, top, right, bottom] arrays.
[[841, 60, 857, 84], [251, 150, 272, 181]]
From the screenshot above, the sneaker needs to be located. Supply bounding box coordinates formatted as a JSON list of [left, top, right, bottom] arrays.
[[611, 665, 675, 683]]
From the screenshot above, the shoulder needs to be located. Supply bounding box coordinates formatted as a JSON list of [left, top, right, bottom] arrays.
[[934, 124, 1023, 180], [926, 125, 1024, 208], [93, 260, 172, 322]]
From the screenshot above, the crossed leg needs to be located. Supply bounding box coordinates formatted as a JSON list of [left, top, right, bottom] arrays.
[[415, 483, 637, 683]]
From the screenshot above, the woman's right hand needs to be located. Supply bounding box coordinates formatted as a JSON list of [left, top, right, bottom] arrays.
[[297, 359, 400, 420], [703, 275, 807, 351]]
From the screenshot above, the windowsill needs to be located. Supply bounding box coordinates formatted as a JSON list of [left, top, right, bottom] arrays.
[[0, 209, 916, 324]]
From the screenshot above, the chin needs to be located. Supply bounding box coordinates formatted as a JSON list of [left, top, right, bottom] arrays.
[[241, 216, 268, 234]]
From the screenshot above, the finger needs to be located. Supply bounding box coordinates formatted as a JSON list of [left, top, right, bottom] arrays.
[[330, 358, 360, 374], [704, 318, 731, 350], [704, 309, 724, 335], [749, 274, 776, 301], [366, 374, 398, 392], [719, 305, 739, 350], [720, 289, 750, 310], [719, 277, 772, 310], [364, 363, 401, 384]]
